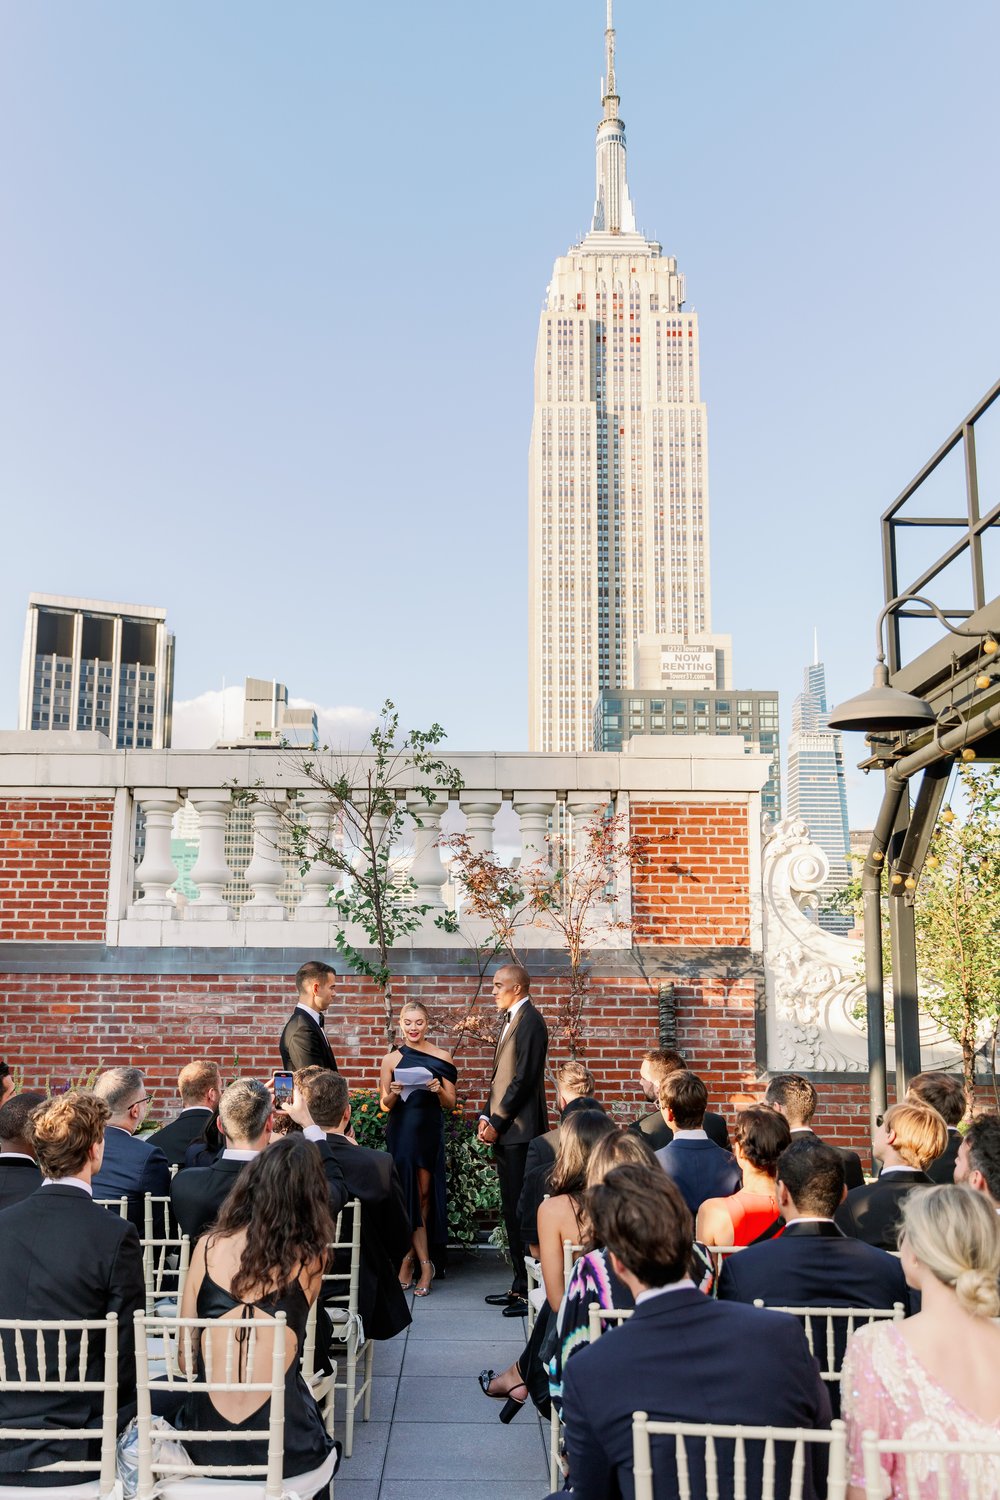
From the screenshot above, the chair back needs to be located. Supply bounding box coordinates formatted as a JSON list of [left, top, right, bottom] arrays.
[[300, 1200, 372, 1458], [860, 1430, 1000, 1500], [0, 1314, 119, 1499], [632, 1412, 848, 1500], [751, 1302, 905, 1385], [95, 1196, 130, 1219], [140, 1233, 191, 1317], [587, 1304, 633, 1342], [562, 1240, 584, 1291], [133, 1311, 287, 1500]]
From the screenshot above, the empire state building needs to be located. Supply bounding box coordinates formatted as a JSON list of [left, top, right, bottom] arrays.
[[528, 2, 727, 753]]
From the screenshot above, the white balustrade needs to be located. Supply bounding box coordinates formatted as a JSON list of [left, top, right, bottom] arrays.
[[187, 795, 233, 920], [294, 796, 341, 916], [242, 801, 287, 918], [513, 795, 555, 865], [129, 793, 181, 918], [406, 791, 449, 908], [460, 795, 502, 855]]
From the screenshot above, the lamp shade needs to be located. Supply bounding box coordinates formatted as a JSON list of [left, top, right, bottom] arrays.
[[827, 663, 936, 734]]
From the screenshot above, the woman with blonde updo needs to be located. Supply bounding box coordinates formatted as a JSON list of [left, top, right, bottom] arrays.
[[842, 1184, 1000, 1500]]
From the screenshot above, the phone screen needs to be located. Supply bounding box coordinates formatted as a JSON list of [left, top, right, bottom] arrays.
[[272, 1071, 294, 1106]]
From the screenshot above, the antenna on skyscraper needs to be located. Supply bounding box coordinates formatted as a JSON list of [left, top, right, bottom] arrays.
[[605, 0, 616, 99], [813, 628, 819, 666]]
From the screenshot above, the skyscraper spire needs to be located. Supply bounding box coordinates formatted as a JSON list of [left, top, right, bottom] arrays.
[[592, 0, 636, 235]]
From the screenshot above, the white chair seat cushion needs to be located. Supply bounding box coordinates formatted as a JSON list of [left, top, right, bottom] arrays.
[[154, 1443, 338, 1500]]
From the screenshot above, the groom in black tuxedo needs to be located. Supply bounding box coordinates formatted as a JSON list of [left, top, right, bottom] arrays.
[[478, 963, 549, 1314], [279, 960, 339, 1072]]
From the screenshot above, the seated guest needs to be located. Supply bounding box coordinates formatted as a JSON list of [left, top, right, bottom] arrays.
[[0, 1091, 145, 1485], [517, 1060, 603, 1254], [906, 1070, 966, 1183], [171, 1078, 274, 1242], [0, 1090, 45, 1208], [479, 1109, 616, 1422], [655, 1071, 741, 1217], [549, 1165, 830, 1500], [172, 1134, 340, 1492], [842, 1185, 1000, 1500], [183, 1110, 225, 1168], [149, 1060, 222, 1166], [765, 1072, 865, 1189], [954, 1113, 1000, 1212], [835, 1102, 947, 1251], [629, 1047, 730, 1151], [287, 1069, 411, 1341], [718, 1138, 909, 1412], [697, 1106, 790, 1247], [0, 1059, 14, 1106], [91, 1066, 171, 1232]]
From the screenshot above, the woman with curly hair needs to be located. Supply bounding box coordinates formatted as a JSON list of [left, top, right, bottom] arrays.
[[175, 1133, 340, 1494], [696, 1105, 790, 1247]]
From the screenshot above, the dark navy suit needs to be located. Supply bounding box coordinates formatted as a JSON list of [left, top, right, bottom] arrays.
[[92, 1125, 171, 1234], [834, 1169, 932, 1251], [654, 1135, 742, 1217], [927, 1128, 961, 1184], [717, 1219, 909, 1413], [551, 1287, 831, 1500]]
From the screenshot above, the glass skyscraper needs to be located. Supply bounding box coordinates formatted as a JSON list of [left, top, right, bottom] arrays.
[[786, 650, 852, 933]]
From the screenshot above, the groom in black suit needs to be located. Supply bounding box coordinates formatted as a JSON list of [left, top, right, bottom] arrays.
[[479, 963, 549, 1313], [279, 960, 339, 1072]]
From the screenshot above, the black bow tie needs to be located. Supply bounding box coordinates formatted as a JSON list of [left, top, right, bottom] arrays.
[[316, 1014, 325, 1031]]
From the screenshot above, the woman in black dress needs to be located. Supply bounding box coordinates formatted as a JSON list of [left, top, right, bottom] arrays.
[[378, 1001, 458, 1296], [175, 1133, 340, 1491]]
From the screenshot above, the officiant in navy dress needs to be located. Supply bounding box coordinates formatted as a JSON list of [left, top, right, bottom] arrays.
[[379, 1002, 458, 1296]]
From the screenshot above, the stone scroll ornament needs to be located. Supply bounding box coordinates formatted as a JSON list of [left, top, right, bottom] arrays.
[[761, 817, 953, 1075]]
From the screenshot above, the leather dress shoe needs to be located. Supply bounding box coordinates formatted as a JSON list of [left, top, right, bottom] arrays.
[[501, 1297, 529, 1318], [484, 1292, 520, 1306]]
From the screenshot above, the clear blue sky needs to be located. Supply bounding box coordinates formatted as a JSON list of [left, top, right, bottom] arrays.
[[3, 1, 999, 826]]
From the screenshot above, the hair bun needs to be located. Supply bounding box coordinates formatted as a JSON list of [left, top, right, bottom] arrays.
[[954, 1267, 1000, 1319]]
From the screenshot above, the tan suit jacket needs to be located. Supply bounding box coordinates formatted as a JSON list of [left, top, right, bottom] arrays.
[[485, 1000, 549, 1146]]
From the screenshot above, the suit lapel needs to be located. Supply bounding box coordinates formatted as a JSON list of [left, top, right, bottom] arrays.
[[493, 1004, 527, 1070]]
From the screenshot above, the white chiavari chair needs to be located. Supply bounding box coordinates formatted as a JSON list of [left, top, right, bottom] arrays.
[[860, 1431, 1000, 1500], [632, 1412, 848, 1500], [751, 1300, 906, 1389], [301, 1198, 372, 1458], [0, 1314, 119, 1500]]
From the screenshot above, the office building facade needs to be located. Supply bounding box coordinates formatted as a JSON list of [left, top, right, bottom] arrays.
[[594, 688, 782, 826], [19, 593, 174, 749], [786, 653, 852, 932], [529, 2, 723, 751]]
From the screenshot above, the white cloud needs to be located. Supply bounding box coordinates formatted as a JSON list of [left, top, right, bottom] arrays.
[[171, 686, 379, 750]]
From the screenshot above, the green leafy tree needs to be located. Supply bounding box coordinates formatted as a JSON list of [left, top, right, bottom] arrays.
[[914, 766, 1000, 1100], [238, 700, 463, 1049]]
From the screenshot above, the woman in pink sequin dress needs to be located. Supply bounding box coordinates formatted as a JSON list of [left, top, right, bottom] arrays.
[[842, 1183, 1000, 1499]]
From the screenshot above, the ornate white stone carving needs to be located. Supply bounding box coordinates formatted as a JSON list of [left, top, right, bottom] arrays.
[[762, 816, 956, 1074]]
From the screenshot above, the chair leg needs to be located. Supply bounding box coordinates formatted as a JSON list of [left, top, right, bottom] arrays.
[[549, 1406, 562, 1490], [344, 1337, 357, 1458], [362, 1340, 374, 1421]]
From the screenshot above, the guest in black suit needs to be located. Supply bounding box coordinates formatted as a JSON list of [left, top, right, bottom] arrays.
[[91, 1066, 171, 1233], [835, 1101, 946, 1250], [171, 1078, 274, 1242], [279, 960, 339, 1073], [0, 1090, 144, 1485], [954, 1113, 1000, 1212], [655, 1071, 741, 1217], [517, 1060, 602, 1250], [0, 1059, 14, 1106], [549, 1164, 830, 1500], [148, 1060, 222, 1167], [289, 1070, 412, 1341], [764, 1072, 866, 1190], [629, 1046, 731, 1152], [478, 964, 549, 1312], [0, 1091, 45, 1209], [719, 1138, 909, 1411], [906, 1070, 966, 1183]]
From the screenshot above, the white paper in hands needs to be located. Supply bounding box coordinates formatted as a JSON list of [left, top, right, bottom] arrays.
[[393, 1065, 434, 1101]]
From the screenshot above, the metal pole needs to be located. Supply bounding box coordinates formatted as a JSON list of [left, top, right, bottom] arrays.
[[888, 790, 922, 1095], [862, 773, 906, 1146]]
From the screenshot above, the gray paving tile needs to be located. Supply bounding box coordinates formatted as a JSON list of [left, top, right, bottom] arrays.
[[390, 1374, 528, 1423], [400, 1336, 525, 1379], [379, 1487, 549, 1500], [382, 1420, 548, 1481], [370, 1334, 406, 1377], [408, 1308, 527, 1341], [331, 1420, 390, 1481], [329, 1374, 396, 1426], [327, 1482, 379, 1500]]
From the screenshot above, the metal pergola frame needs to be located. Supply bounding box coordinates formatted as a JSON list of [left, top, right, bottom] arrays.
[[857, 377, 1000, 1138]]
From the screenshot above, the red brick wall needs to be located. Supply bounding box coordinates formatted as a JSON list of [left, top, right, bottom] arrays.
[[631, 801, 750, 947], [0, 799, 113, 941], [0, 965, 779, 1132]]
